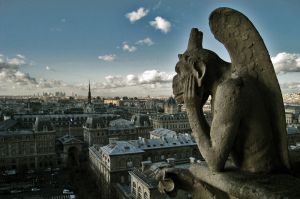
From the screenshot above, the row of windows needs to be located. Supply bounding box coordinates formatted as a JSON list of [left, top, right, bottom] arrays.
[[132, 182, 149, 199]]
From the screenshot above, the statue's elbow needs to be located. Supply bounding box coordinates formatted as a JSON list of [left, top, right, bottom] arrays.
[[208, 159, 225, 172], [209, 165, 224, 172]]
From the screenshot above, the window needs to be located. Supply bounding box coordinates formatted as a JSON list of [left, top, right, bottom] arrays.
[[132, 182, 137, 197], [144, 192, 149, 199], [138, 187, 142, 199], [127, 159, 133, 168]]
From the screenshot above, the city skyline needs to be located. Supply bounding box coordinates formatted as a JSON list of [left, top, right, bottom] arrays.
[[0, 0, 300, 96]]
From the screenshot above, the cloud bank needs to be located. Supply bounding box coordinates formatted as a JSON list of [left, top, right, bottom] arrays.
[[271, 52, 300, 74], [0, 54, 78, 91], [95, 70, 175, 89]]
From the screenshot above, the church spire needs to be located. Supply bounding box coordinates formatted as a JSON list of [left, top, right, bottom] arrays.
[[88, 80, 91, 104]]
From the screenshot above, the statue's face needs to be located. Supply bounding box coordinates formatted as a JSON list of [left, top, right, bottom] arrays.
[[173, 54, 195, 103]]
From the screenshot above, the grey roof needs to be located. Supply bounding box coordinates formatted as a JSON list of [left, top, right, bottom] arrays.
[[101, 141, 144, 156], [57, 134, 83, 145], [85, 114, 119, 128], [129, 133, 196, 149], [150, 128, 177, 138], [287, 126, 299, 134], [153, 112, 188, 120], [109, 118, 134, 129], [0, 130, 33, 136]]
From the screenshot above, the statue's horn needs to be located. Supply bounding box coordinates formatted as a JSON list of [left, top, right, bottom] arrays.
[[187, 28, 203, 51]]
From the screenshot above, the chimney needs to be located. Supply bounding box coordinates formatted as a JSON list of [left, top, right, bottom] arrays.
[[189, 157, 195, 164]]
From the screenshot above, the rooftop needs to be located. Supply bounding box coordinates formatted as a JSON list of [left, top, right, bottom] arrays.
[[57, 134, 83, 145], [150, 128, 177, 138], [129, 133, 196, 150], [101, 141, 144, 156], [109, 118, 134, 129]]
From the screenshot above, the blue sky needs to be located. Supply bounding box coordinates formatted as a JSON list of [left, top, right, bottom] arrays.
[[0, 0, 299, 96]]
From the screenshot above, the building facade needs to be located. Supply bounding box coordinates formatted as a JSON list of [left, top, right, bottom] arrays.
[[0, 117, 57, 172], [88, 133, 201, 199], [14, 113, 118, 138], [84, 116, 152, 146], [152, 112, 191, 133]]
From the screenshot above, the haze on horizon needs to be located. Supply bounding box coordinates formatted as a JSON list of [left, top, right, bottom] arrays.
[[0, 0, 300, 97]]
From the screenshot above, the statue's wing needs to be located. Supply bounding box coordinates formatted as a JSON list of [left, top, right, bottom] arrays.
[[209, 7, 290, 169]]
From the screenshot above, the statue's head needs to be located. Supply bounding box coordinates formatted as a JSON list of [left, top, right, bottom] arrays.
[[172, 28, 227, 104]]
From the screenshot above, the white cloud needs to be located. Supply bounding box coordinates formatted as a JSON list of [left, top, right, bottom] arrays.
[[150, 16, 171, 33], [94, 69, 175, 89], [126, 7, 149, 23], [0, 54, 73, 91], [271, 52, 300, 74], [98, 54, 116, 62], [16, 54, 26, 59], [280, 81, 300, 90], [280, 81, 300, 93], [6, 54, 26, 66], [122, 43, 137, 52], [0, 61, 37, 87], [136, 37, 154, 46]]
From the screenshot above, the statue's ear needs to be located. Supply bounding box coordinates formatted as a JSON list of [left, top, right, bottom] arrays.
[[193, 61, 206, 87]]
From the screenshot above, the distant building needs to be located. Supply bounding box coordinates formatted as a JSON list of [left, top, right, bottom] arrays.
[[89, 140, 144, 199], [0, 117, 57, 172], [57, 134, 84, 167], [286, 113, 294, 124], [164, 97, 179, 114], [13, 113, 116, 138], [287, 125, 300, 145], [89, 133, 201, 198], [152, 112, 191, 133], [88, 81, 92, 104], [285, 105, 300, 124], [149, 128, 177, 139], [84, 116, 151, 146], [125, 161, 192, 199], [104, 99, 123, 106], [83, 114, 120, 146]]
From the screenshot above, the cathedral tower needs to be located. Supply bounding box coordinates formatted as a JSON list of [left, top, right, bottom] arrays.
[[88, 81, 91, 104]]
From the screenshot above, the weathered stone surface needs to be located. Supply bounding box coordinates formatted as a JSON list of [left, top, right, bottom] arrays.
[[159, 7, 298, 199], [173, 6, 289, 174], [189, 163, 300, 199]]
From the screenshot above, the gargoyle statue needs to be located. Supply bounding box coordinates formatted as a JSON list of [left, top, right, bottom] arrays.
[[157, 7, 291, 198], [173, 7, 290, 173]]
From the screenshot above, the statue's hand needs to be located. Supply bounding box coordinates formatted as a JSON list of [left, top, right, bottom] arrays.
[[183, 75, 203, 108], [156, 167, 194, 196]]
